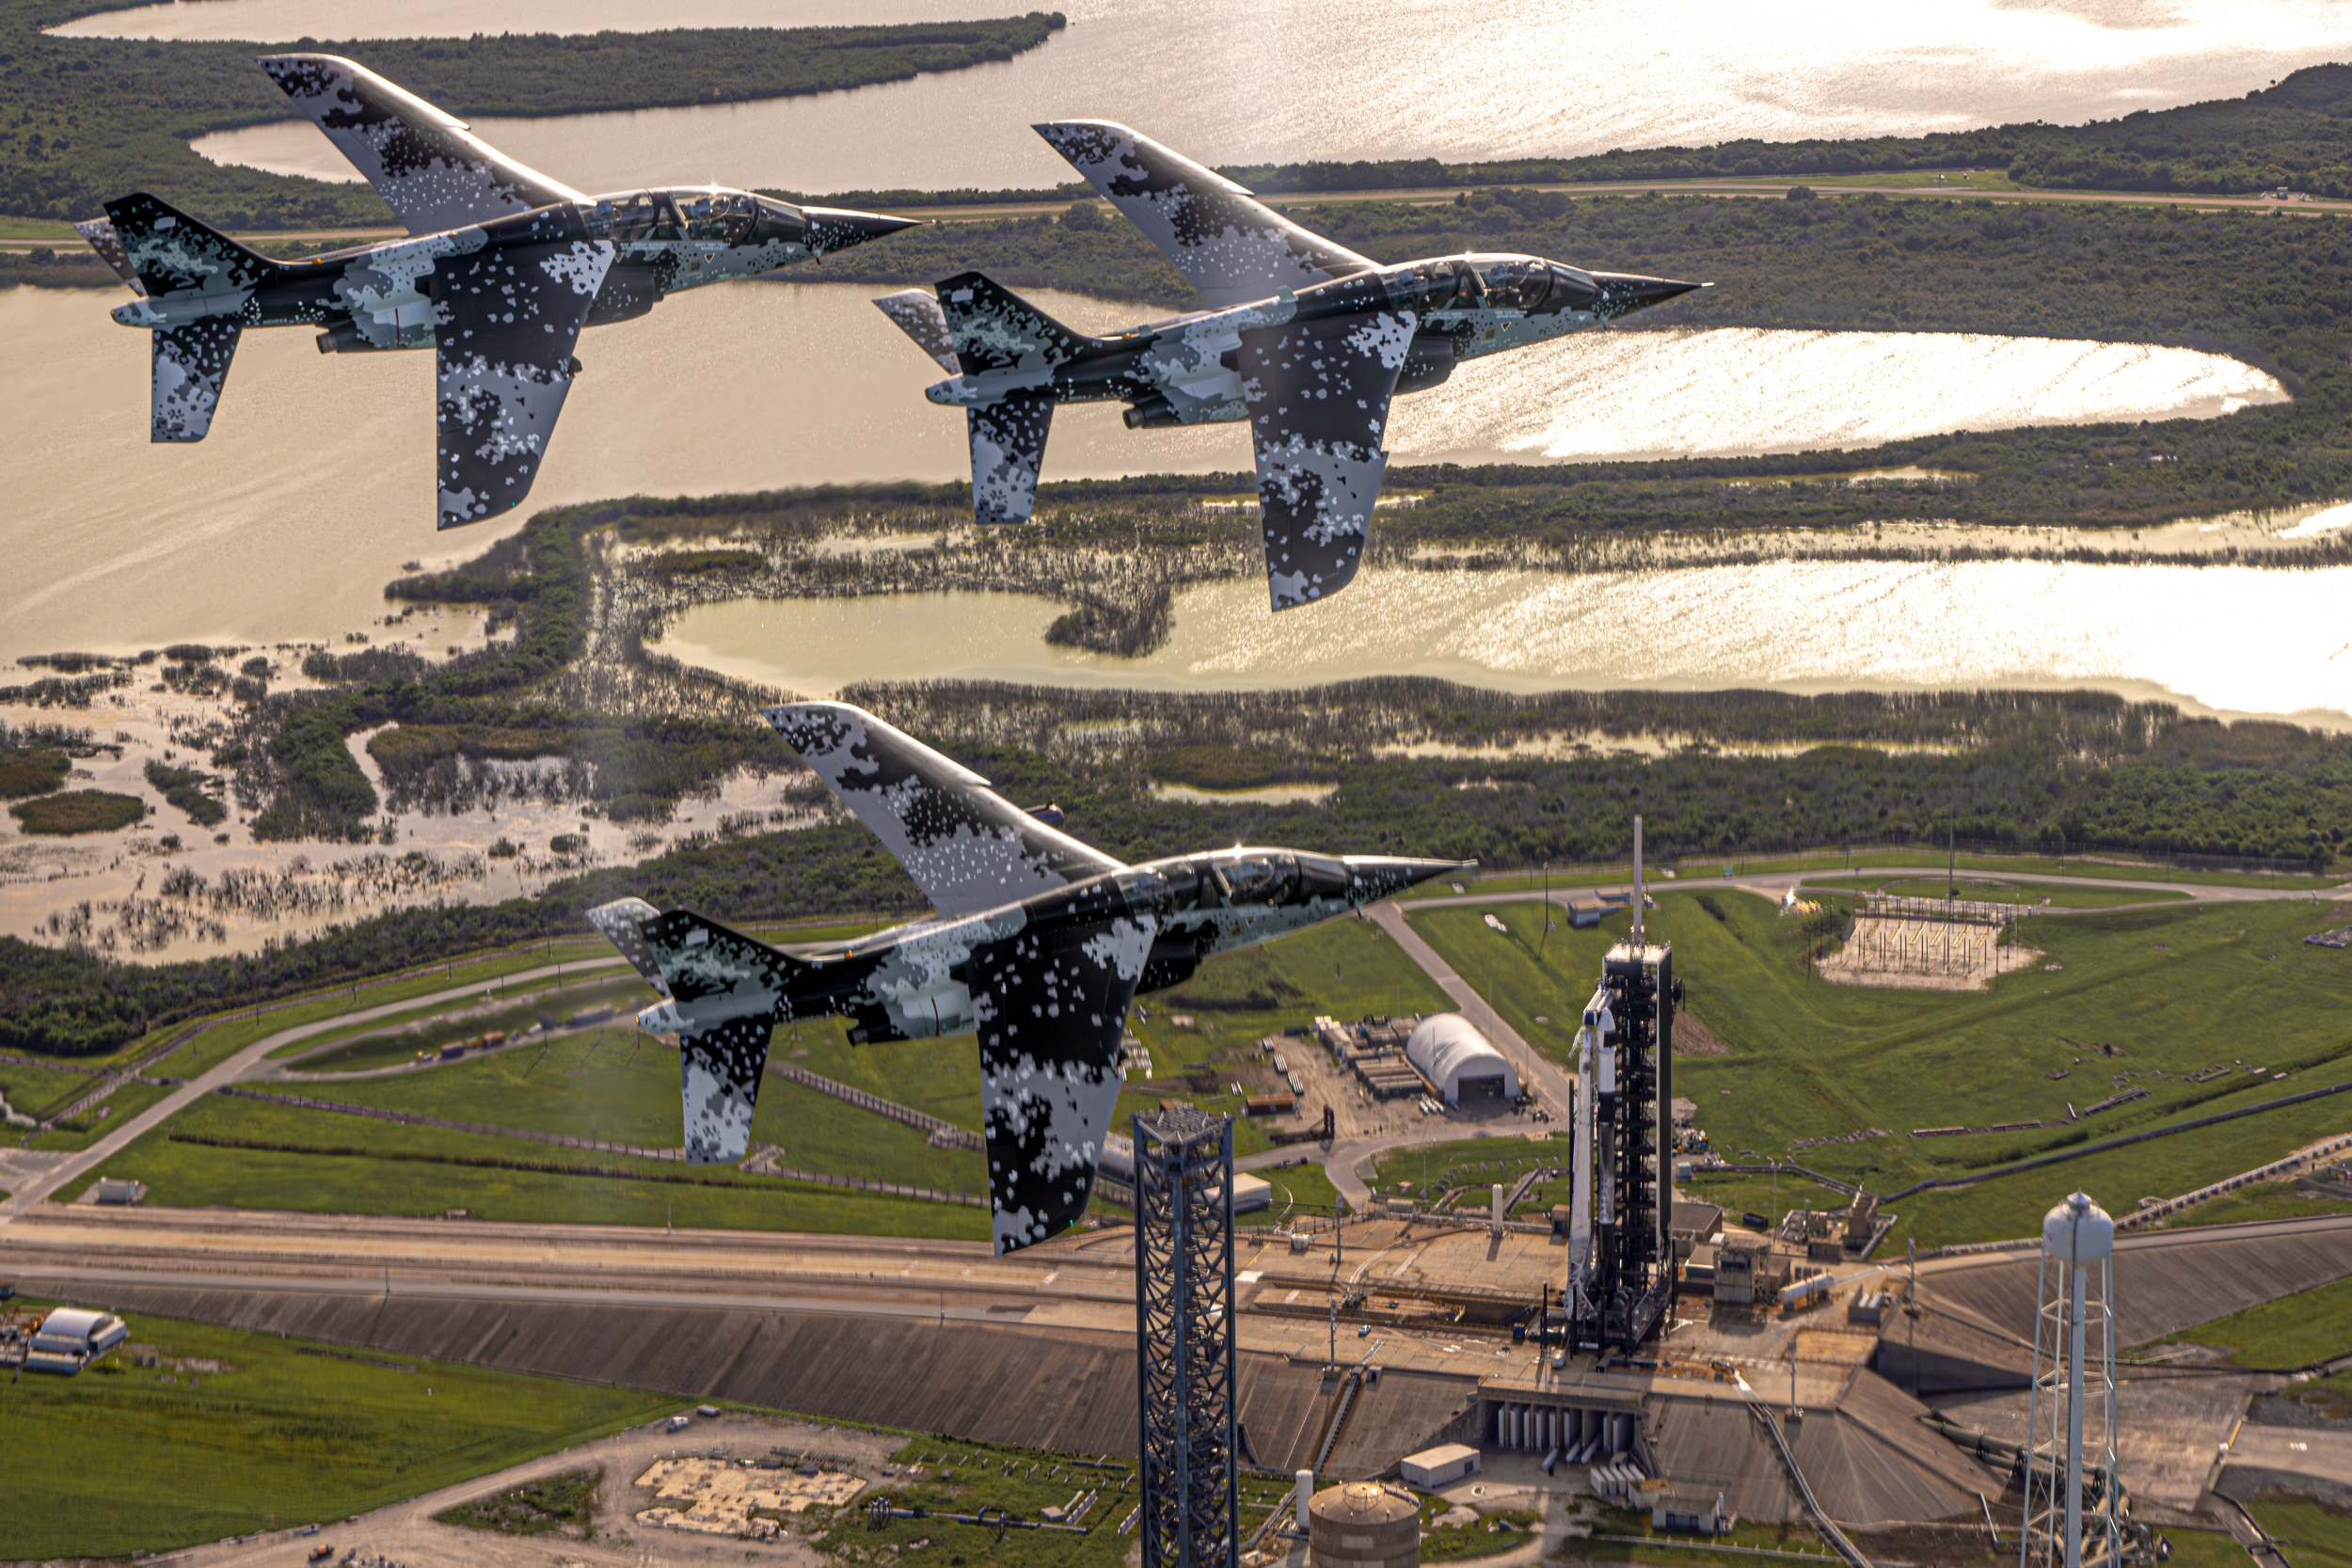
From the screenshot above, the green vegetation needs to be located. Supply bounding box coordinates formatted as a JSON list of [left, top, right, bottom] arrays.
[[830, 182, 2352, 538], [1422, 1507, 1545, 1560], [1556, 1515, 1832, 1568], [0, 739, 69, 798], [1249, 1159, 1343, 1226], [0, 1, 1064, 228], [77, 1113, 993, 1238], [292, 975, 648, 1073], [8, 787, 143, 833], [2243, 1497, 2352, 1568], [1408, 892, 2352, 1247], [1371, 1136, 1562, 1204], [0, 1299, 668, 1560], [1805, 878, 2190, 909], [0, 1056, 88, 1120], [1152, 745, 1283, 789], [2153, 1175, 2352, 1228], [2157, 1274, 2352, 1367], [28, 1074, 173, 1149], [1193, 63, 2352, 203], [861, 1434, 1296, 1568], [142, 758, 226, 827], [435, 1467, 602, 1539]]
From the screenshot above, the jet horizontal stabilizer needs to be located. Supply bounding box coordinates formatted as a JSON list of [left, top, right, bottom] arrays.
[[872, 289, 959, 372], [587, 899, 817, 1165]]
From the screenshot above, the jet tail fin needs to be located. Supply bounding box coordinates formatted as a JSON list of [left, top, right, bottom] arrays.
[[589, 898, 818, 1165], [102, 192, 286, 301], [934, 271, 1094, 377]]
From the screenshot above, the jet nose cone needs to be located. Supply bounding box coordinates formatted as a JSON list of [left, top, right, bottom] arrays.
[[1343, 855, 1480, 901], [803, 206, 926, 256], [1591, 272, 1708, 320]]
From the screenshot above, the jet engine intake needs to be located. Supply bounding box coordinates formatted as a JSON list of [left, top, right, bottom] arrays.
[[1396, 334, 1456, 393], [586, 263, 660, 327]]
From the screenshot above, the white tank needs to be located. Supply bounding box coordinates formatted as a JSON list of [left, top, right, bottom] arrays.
[[2042, 1192, 2115, 1265]]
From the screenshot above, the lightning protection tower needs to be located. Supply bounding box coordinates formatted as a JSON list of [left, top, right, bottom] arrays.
[[2022, 1193, 2121, 1568], [1136, 1106, 1239, 1568]]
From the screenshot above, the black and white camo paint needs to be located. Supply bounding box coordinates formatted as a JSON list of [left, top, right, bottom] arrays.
[[1035, 120, 1375, 309], [258, 54, 583, 238], [975, 913, 1153, 1251], [80, 55, 914, 519], [968, 394, 1057, 527], [435, 231, 613, 528], [764, 702, 1120, 915], [1240, 303, 1415, 610], [872, 289, 959, 372], [591, 703, 1469, 1251], [151, 320, 244, 442], [876, 126, 1703, 611]]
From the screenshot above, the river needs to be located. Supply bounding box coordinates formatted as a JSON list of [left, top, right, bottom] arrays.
[[0, 282, 2284, 662], [52, 0, 2352, 197], [656, 562, 2352, 727]]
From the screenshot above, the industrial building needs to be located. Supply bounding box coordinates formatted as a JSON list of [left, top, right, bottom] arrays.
[[25, 1307, 128, 1373], [1403, 1015, 1518, 1105], [1101, 1132, 1270, 1214]]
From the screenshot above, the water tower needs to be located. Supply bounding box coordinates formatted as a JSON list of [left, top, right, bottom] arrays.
[[2021, 1193, 2120, 1568]]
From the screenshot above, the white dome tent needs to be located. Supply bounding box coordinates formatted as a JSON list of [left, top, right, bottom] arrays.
[[1406, 1014, 1518, 1105]]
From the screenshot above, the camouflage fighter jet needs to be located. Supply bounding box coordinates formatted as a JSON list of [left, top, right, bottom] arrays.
[[874, 120, 1706, 610], [77, 54, 919, 529], [588, 701, 1469, 1254]]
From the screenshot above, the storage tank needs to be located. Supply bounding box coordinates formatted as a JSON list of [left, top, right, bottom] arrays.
[[1309, 1481, 1420, 1568]]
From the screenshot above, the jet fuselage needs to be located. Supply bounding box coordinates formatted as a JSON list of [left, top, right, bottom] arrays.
[[107, 188, 907, 353], [919, 253, 1697, 427], [636, 847, 1458, 1048]]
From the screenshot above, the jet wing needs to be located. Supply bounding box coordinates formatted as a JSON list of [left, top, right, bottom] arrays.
[[435, 236, 613, 529], [1239, 294, 1417, 610], [258, 54, 586, 237], [764, 702, 1124, 917], [973, 912, 1154, 1254], [1036, 119, 1377, 309]]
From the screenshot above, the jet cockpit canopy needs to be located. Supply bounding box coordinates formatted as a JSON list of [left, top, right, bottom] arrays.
[[1389, 254, 1598, 315], [590, 188, 806, 245]]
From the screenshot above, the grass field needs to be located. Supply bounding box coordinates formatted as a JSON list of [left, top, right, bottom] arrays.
[[0, 1300, 669, 1560], [2157, 1274, 2352, 1367], [1249, 1158, 1343, 1226], [2153, 1177, 2352, 1229], [0, 1057, 94, 1122], [1370, 1135, 1563, 1204], [1399, 852, 2344, 898], [29, 1077, 178, 1150], [292, 975, 655, 1074], [2152, 1528, 2259, 1568], [1807, 878, 2192, 910], [1408, 891, 2352, 1247], [863, 1434, 1299, 1568], [2244, 1497, 2352, 1568], [73, 1090, 993, 1237]]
